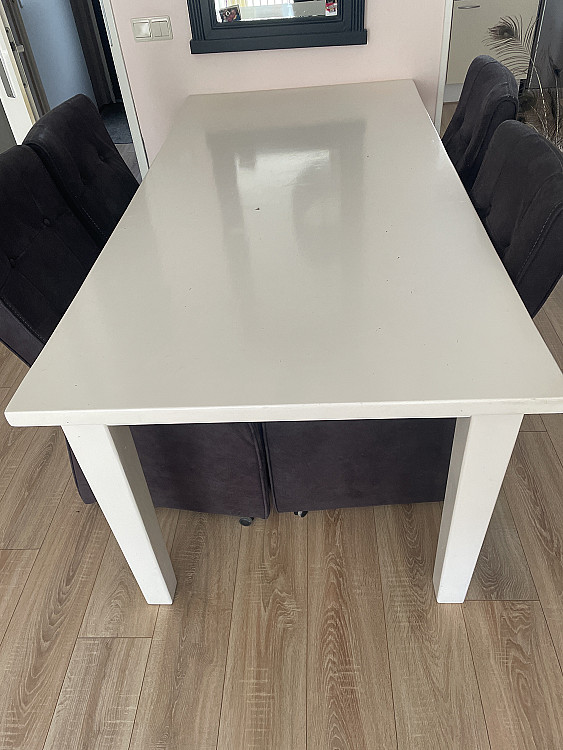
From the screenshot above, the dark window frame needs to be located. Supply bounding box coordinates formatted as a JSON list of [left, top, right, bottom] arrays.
[[187, 0, 366, 53]]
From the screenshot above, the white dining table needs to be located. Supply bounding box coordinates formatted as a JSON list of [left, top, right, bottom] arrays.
[[6, 80, 563, 605]]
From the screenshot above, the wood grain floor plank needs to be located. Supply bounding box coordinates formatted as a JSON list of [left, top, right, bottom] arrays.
[[464, 601, 563, 750], [80, 507, 179, 637], [308, 507, 396, 750], [217, 509, 307, 750], [0, 426, 71, 549], [0, 344, 27, 390], [129, 511, 240, 750], [0, 550, 37, 645], [375, 502, 489, 750], [520, 415, 545, 432], [0, 484, 110, 750], [466, 492, 537, 601], [528, 304, 563, 446], [541, 412, 563, 465], [534, 308, 563, 369], [503, 432, 563, 666], [543, 277, 563, 341], [43, 637, 151, 750], [0, 389, 37, 503]]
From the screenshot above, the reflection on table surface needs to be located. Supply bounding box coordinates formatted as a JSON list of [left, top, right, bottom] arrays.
[[214, 0, 337, 23], [205, 120, 364, 356]]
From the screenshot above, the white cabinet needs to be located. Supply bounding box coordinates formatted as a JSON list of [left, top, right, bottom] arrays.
[[447, 0, 540, 85]]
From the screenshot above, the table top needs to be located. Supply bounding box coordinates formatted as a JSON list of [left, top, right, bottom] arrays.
[[7, 79, 563, 427]]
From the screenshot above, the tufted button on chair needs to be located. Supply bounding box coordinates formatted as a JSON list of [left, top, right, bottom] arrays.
[[0, 145, 270, 521], [23, 94, 139, 247], [442, 56, 518, 191], [470, 119, 563, 317]]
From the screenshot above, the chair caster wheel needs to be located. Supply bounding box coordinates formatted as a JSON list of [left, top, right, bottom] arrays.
[[239, 516, 254, 526], [294, 510, 308, 517]]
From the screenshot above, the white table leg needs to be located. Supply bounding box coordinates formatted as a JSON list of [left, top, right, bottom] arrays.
[[433, 414, 522, 603], [63, 424, 177, 604]]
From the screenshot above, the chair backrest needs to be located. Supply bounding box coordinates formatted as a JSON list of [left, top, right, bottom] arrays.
[[0, 147, 270, 520], [0, 145, 100, 365], [23, 94, 139, 247], [443, 55, 518, 191], [470, 120, 563, 317]]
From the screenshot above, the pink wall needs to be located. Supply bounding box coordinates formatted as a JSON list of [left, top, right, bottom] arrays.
[[110, 0, 448, 163]]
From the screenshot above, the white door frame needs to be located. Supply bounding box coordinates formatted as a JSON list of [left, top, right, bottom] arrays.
[[0, 3, 34, 142], [434, 0, 454, 131], [97, 0, 148, 177], [1, 0, 149, 178]]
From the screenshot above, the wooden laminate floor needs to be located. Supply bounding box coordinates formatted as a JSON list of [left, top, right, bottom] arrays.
[[1, 282, 563, 749]]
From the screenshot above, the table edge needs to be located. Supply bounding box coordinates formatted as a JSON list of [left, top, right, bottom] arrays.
[[5, 396, 563, 427]]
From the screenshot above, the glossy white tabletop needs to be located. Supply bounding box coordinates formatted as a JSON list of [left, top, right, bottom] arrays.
[[7, 80, 563, 427]]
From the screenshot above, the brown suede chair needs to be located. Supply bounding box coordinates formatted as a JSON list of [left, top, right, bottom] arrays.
[[0, 145, 270, 521], [442, 55, 518, 191]]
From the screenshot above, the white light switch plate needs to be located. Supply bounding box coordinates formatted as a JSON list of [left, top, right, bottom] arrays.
[[132, 16, 173, 42]]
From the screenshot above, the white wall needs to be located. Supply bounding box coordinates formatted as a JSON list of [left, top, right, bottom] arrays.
[[108, 0, 449, 163], [19, 0, 95, 109]]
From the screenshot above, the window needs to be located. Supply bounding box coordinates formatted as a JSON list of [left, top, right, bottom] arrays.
[[187, 0, 366, 53]]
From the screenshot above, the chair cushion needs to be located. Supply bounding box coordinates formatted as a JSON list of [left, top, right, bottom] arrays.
[[0, 148, 270, 520], [470, 120, 563, 317], [70, 423, 271, 519], [264, 418, 455, 512], [23, 94, 139, 247], [443, 56, 518, 191], [0, 146, 100, 364]]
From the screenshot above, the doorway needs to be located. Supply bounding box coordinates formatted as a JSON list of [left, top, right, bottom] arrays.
[[445, 0, 540, 102], [437, 0, 543, 135], [439, 0, 562, 148], [0, 0, 147, 177]]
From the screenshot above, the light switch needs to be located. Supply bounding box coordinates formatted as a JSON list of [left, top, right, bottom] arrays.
[[132, 19, 151, 41], [150, 17, 173, 40], [132, 16, 172, 42]]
